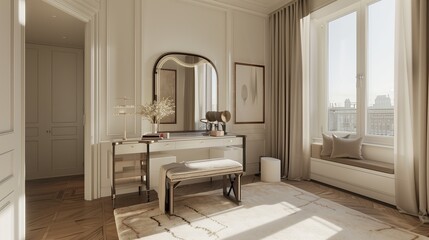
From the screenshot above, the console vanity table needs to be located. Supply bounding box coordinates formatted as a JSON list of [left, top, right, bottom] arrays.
[[111, 133, 246, 206]]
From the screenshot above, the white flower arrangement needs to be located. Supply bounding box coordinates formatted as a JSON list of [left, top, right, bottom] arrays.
[[138, 98, 175, 124]]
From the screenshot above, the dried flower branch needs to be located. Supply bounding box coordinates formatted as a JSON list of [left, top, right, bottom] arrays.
[[138, 98, 175, 124]]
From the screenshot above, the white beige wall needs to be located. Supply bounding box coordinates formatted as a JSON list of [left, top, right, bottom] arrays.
[[230, 10, 268, 174]]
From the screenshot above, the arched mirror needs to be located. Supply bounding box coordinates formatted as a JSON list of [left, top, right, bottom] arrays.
[[153, 52, 218, 131]]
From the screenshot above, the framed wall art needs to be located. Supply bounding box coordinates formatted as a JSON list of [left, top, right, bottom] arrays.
[[235, 63, 265, 124]]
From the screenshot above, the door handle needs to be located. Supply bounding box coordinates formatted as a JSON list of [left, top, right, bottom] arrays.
[[46, 130, 51, 134]]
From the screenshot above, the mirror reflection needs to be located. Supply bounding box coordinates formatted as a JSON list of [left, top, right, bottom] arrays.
[[154, 53, 218, 131]]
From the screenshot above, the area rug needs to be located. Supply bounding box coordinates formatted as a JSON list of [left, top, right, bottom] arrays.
[[114, 182, 427, 240]]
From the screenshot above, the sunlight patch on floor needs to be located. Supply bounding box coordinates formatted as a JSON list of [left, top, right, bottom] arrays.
[[278, 216, 342, 239]]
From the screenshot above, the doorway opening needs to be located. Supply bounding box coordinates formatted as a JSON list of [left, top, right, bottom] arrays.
[[25, 0, 85, 193]]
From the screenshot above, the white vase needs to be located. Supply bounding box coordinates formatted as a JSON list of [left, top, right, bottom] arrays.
[[151, 123, 158, 133]]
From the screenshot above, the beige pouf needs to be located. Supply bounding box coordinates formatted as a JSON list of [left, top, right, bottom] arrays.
[[261, 157, 281, 182]]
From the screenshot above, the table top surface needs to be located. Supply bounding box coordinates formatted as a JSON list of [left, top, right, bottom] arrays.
[[112, 132, 243, 145]]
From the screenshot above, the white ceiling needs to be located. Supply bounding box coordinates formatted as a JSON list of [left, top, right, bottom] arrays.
[[25, 0, 291, 49], [26, 0, 85, 48]]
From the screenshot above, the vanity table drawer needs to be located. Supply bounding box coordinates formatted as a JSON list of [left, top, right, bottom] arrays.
[[209, 137, 243, 147], [175, 139, 210, 149], [115, 143, 147, 155], [219, 137, 243, 146], [150, 142, 176, 152], [174, 137, 243, 150]]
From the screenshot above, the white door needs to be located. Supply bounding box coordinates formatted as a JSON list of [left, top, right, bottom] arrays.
[[0, 0, 25, 239], [25, 44, 84, 179]]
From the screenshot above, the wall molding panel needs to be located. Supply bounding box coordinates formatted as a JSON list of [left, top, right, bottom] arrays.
[[104, 0, 141, 140]]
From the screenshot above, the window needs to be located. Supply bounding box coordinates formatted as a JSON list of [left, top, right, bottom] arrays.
[[366, 0, 395, 137], [327, 12, 357, 133], [314, 0, 395, 144]]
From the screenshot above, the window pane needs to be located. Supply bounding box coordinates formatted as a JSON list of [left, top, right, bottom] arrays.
[[328, 12, 357, 133], [366, 0, 395, 136]]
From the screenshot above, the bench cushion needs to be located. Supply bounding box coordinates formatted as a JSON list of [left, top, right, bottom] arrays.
[[319, 156, 394, 174], [311, 143, 394, 174], [167, 158, 243, 181]]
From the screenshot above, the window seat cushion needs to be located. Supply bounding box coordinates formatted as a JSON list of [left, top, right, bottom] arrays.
[[311, 143, 394, 174]]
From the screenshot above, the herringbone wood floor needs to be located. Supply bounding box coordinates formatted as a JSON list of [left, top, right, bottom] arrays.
[[25, 175, 428, 239]]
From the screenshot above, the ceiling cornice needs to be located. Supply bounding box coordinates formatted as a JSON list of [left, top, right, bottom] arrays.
[[43, 0, 100, 22], [210, 0, 293, 15]]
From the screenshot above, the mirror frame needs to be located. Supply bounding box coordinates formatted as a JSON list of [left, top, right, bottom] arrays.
[[152, 52, 220, 131]]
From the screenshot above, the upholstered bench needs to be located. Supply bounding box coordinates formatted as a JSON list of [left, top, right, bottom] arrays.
[[162, 158, 243, 214], [310, 143, 395, 205]]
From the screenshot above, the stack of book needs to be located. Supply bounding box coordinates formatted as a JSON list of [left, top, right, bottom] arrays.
[[141, 133, 163, 140]]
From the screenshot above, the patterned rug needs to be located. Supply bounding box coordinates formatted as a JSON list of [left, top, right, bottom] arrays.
[[114, 182, 428, 240]]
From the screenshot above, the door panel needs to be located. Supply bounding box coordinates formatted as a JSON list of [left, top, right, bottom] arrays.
[[25, 45, 47, 179], [25, 127, 38, 137], [0, 197, 14, 240], [52, 126, 77, 136], [0, 151, 13, 187], [25, 44, 84, 179], [0, 0, 24, 238], [50, 49, 84, 176], [25, 47, 43, 179], [52, 51, 79, 123], [52, 139, 77, 170], [0, 0, 12, 134], [25, 48, 39, 124], [25, 141, 39, 171]]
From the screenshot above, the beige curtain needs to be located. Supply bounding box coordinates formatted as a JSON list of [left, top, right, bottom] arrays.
[[269, 0, 309, 179], [394, 0, 429, 223]]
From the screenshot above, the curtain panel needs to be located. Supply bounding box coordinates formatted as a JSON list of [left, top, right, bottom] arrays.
[[184, 56, 196, 130], [394, 0, 429, 223], [269, 0, 309, 179]]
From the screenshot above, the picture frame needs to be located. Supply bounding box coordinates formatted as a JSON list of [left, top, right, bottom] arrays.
[[235, 63, 265, 124], [159, 69, 177, 124]]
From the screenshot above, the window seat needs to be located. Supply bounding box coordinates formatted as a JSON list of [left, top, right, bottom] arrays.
[[311, 144, 394, 174], [310, 143, 395, 205]]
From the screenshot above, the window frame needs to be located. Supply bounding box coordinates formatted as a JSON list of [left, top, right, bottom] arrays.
[[311, 0, 394, 146]]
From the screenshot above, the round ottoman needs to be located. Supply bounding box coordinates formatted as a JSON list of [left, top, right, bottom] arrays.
[[261, 157, 281, 182]]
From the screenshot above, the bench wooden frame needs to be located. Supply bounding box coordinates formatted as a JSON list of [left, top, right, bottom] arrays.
[[166, 165, 243, 215]]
